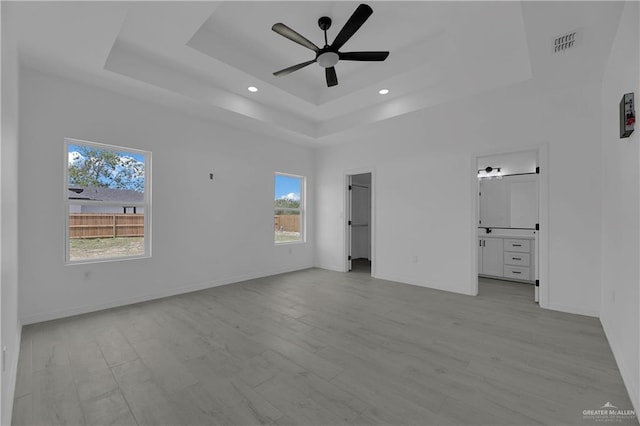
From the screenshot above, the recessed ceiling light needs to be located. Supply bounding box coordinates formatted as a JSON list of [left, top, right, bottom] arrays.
[[248, 86, 258, 93], [378, 88, 389, 95]]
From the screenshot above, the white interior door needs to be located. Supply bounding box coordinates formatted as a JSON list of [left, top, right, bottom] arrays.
[[347, 175, 353, 271], [534, 233, 540, 302], [351, 184, 370, 260]]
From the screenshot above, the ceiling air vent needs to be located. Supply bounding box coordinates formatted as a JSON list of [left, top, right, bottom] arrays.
[[553, 29, 582, 53]]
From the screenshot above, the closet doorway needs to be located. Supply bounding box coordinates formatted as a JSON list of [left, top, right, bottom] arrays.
[[346, 172, 373, 274]]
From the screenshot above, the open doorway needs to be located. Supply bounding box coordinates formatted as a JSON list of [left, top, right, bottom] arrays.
[[474, 149, 544, 304], [346, 172, 372, 274]]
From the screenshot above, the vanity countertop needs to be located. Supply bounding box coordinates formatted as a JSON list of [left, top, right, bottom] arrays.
[[477, 228, 536, 239], [480, 234, 535, 239]]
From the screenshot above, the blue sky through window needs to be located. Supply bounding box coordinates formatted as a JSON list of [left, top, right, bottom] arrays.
[[68, 144, 145, 163], [275, 174, 301, 201]]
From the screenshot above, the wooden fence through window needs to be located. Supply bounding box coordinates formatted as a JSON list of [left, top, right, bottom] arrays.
[[274, 214, 300, 232], [71, 213, 297, 238], [69, 214, 144, 238]]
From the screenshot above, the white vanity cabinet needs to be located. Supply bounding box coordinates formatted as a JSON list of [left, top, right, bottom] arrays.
[[478, 237, 503, 277], [478, 235, 535, 283]]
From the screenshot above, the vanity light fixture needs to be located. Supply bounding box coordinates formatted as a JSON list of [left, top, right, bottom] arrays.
[[478, 166, 502, 179]]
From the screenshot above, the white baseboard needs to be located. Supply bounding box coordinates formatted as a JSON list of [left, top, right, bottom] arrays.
[[542, 301, 599, 318], [314, 263, 345, 273], [373, 272, 475, 296], [20, 264, 313, 325], [2, 323, 22, 426], [601, 316, 639, 415]]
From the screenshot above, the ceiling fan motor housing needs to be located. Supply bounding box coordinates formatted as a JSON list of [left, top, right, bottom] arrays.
[[318, 16, 332, 31]]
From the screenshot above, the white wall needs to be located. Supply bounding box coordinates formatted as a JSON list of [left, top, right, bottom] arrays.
[[315, 77, 603, 315], [18, 67, 315, 324], [1, 4, 21, 425], [600, 0, 639, 414]]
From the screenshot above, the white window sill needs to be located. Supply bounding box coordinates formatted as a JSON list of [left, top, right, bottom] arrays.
[[65, 254, 151, 266]]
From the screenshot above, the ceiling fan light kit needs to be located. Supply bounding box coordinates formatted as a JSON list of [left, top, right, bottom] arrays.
[[317, 51, 339, 68], [272, 3, 389, 87]]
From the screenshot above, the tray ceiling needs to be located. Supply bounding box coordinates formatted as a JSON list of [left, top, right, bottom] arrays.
[[9, 1, 623, 145]]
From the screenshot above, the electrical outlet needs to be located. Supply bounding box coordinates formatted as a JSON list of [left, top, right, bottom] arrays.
[[612, 289, 616, 304], [84, 271, 91, 280]]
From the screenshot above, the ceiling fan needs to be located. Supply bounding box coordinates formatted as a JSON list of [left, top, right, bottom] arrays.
[[272, 3, 389, 87]]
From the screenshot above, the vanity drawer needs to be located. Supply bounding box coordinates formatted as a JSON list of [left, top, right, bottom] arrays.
[[504, 252, 530, 266], [504, 265, 530, 281], [503, 239, 530, 253]]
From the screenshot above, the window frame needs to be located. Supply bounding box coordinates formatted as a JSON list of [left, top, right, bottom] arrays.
[[274, 172, 306, 245], [64, 137, 152, 264]]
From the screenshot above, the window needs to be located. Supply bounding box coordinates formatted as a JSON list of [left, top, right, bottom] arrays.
[[65, 138, 151, 263], [274, 173, 305, 243]]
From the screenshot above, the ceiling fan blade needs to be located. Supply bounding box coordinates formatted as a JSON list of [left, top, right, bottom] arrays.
[[339, 51, 389, 61], [272, 23, 319, 53], [325, 67, 338, 87], [273, 59, 316, 77], [331, 4, 373, 51]]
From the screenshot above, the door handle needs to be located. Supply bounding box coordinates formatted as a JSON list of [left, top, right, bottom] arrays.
[[512, 257, 521, 261]]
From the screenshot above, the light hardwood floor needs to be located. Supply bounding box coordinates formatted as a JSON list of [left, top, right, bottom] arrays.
[[12, 269, 638, 425]]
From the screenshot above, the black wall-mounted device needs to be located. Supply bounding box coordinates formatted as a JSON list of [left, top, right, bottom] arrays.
[[620, 92, 635, 138]]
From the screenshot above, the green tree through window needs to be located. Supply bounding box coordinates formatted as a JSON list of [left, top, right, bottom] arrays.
[[68, 145, 145, 192]]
